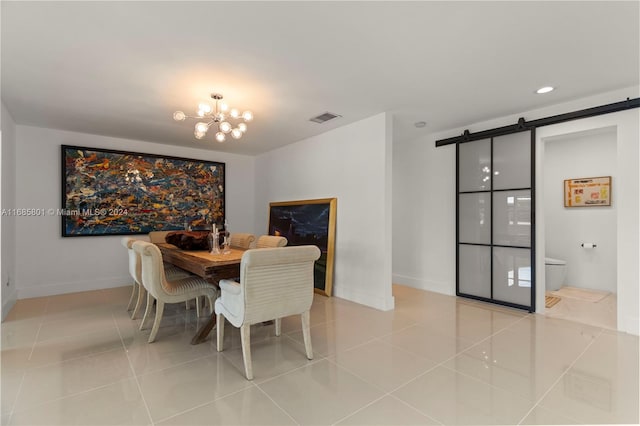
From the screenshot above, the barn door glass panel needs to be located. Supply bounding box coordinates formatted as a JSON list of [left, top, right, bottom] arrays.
[[459, 245, 491, 299], [492, 190, 531, 247], [493, 247, 531, 306], [459, 193, 491, 244], [459, 139, 491, 192], [493, 132, 531, 190]]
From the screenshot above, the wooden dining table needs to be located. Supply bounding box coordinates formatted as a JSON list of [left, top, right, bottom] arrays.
[[156, 243, 244, 344]]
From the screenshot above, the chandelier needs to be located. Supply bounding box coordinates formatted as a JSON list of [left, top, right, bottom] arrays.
[[173, 93, 253, 143]]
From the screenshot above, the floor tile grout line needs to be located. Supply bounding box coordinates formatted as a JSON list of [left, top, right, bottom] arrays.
[[8, 377, 135, 418], [110, 313, 224, 379], [516, 327, 604, 425], [329, 394, 389, 426], [111, 312, 155, 425], [386, 393, 445, 425], [153, 383, 256, 425], [9, 297, 50, 423], [246, 349, 329, 385], [26, 323, 43, 362], [438, 363, 537, 404], [5, 370, 26, 423], [253, 382, 301, 426], [381, 312, 533, 396], [19, 336, 128, 372], [365, 313, 538, 425], [130, 348, 221, 380], [323, 353, 445, 425], [25, 297, 49, 361]]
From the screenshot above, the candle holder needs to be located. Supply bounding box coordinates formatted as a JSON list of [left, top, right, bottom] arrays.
[[209, 225, 221, 254]]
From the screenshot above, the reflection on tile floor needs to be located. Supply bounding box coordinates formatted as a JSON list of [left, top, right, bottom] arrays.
[[1, 284, 637, 425]]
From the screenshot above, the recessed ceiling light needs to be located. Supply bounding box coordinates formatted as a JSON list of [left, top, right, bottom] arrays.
[[536, 86, 555, 94], [414, 121, 427, 128]]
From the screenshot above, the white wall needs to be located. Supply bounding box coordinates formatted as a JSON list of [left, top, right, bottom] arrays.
[[393, 86, 639, 334], [544, 127, 617, 293], [256, 113, 394, 311], [1, 102, 18, 319], [392, 129, 456, 295], [14, 125, 256, 298]]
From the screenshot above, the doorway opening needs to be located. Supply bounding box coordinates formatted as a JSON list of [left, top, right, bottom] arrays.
[[542, 126, 617, 330]]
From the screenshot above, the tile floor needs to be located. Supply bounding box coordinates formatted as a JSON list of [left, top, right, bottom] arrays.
[[545, 291, 617, 331], [1, 284, 638, 425]]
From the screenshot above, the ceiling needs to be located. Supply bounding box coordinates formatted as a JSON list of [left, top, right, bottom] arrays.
[[2, 1, 638, 156]]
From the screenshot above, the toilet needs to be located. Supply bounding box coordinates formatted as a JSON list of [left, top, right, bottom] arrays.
[[545, 257, 567, 291]]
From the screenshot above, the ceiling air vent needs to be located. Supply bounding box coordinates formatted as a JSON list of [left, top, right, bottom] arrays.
[[309, 112, 342, 123]]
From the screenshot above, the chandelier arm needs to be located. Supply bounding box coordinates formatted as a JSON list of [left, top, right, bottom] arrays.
[[173, 92, 251, 142], [181, 114, 247, 123]]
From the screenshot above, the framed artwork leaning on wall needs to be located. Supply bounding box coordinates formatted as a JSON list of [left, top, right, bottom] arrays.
[[268, 198, 337, 296]]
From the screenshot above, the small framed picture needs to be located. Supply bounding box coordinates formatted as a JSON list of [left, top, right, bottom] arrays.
[[564, 176, 611, 207]]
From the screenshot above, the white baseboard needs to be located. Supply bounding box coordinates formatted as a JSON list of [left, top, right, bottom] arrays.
[[1, 288, 18, 321], [333, 285, 395, 311], [622, 315, 639, 336], [16, 275, 130, 299], [392, 273, 454, 296]]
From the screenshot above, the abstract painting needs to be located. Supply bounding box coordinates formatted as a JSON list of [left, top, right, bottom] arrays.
[[61, 145, 225, 236], [268, 198, 336, 296]]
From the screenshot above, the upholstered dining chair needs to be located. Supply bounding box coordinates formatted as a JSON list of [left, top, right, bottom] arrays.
[[149, 230, 202, 312], [121, 237, 192, 320], [132, 240, 218, 343], [215, 245, 320, 380], [255, 235, 288, 248], [229, 233, 256, 249]]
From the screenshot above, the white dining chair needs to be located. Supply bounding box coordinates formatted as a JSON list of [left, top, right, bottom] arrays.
[[132, 240, 218, 343], [149, 230, 203, 312], [229, 233, 256, 249], [255, 235, 288, 248], [215, 245, 320, 379], [121, 236, 192, 320]]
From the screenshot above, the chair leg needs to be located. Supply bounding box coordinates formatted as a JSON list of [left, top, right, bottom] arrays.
[[275, 318, 282, 336], [131, 283, 146, 320], [216, 314, 225, 352], [301, 310, 313, 360], [140, 291, 154, 330], [240, 324, 253, 380], [207, 295, 215, 316], [196, 296, 202, 317], [127, 282, 137, 311], [148, 301, 165, 343]]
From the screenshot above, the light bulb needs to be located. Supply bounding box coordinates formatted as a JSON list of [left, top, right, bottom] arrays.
[[215, 132, 226, 142], [220, 102, 229, 112], [231, 128, 243, 139], [237, 122, 247, 133], [173, 111, 186, 121], [195, 122, 209, 133], [194, 130, 206, 139], [229, 108, 239, 118], [242, 111, 253, 121], [219, 122, 232, 133], [198, 103, 212, 113], [197, 109, 205, 117]]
